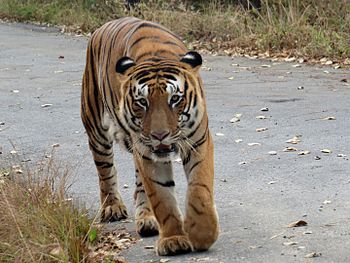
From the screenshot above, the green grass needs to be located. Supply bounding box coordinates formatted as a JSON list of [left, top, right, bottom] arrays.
[[0, 0, 349, 60]]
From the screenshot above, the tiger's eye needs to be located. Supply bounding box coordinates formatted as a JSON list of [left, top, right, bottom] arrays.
[[139, 98, 147, 107], [170, 95, 181, 104]]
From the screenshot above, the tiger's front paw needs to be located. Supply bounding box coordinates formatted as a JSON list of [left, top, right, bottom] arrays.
[[136, 215, 159, 237], [101, 202, 128, 222], [157, 235, 193, 256]]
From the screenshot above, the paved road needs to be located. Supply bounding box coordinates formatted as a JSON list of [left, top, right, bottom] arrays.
[[1, 22, 350, 263]]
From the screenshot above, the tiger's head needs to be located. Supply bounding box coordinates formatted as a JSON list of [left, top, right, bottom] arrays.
[[116, 52, 205, 161]]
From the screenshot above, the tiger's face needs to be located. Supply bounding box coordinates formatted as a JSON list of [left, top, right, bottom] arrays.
[[116, 52, 204, 161]]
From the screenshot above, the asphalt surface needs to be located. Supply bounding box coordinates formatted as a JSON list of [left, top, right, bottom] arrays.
[[1, 22, 350, 263]]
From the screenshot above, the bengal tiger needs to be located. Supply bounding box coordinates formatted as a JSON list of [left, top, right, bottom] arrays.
[[81, 17, 219, 256]]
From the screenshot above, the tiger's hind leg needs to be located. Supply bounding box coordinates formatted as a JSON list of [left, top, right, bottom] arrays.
[[134, 167, 159, 237]]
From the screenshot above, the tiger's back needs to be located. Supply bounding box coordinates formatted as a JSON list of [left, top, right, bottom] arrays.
[[81, 17, 219, 256]]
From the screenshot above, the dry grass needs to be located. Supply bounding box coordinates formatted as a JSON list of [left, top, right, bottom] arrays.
[[0, 158, 92, 262], [0, 0, 349, 60]]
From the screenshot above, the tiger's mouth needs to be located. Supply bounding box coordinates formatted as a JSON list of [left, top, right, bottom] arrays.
[[151, 143, 176, 155]]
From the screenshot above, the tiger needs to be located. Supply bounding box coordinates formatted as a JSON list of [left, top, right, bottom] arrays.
[[81, 17, 219, 256]]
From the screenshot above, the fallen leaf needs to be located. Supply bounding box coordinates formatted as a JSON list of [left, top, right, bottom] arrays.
[[52, 143, 60, 147], [235, 139, 243, 143], [248, 142, 261, 146], [228, 76, 235, 80], [314, 156, 321, 160], [287, 220, 308, 228], [12, 89, 20, 93], [268, 151, 277, 155], [10, 150, 17, 155], [303, 231, 313, 235], [268, 180, 277, 185], [298, 150, 310, 155], [238, 161, 247, 165], [261, 64, 271, 68], [321, 149, 332, 154], [144, 245, 154, 249], [256, 127, 268, 132], [230, 117, 240, 123], [322, 116, 336, 120], [292, 64, 301, 68], [215, 133, 224, 137], [283, 147, 297, 152], [41, 104, 53, 108], [50, 246, 63, 257], [337, 153, 347, 158], [286, 136, 301, 144], [256, 115, 267, 119], [123, 184, 129, 189], [260, 107, 269, 112], [283, 241, 298, 246], [201, 66, 212, 71], [160, 259, 170, 263], [285, 57, 296, 62], [305, 252, 321, 258], [297, 86, 304, 90], [270, 232, 284, 239], [323, 200, 331, 204]]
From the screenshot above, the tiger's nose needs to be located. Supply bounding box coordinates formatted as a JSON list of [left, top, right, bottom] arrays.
[[150, 130, 170, 141]]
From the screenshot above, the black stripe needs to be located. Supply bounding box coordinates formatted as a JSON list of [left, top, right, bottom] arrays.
[[184, 80, 189, 92], [193, 127, 208, 149], [188, 160, 202, 173], [162, 74, 177, 81], [131, 22, 182, 41], [162, 41, 181, 46], [189, 203, 204, 215], [135, 49, 177, 62], [150, 178, 175, 187], [142, 154, 152, 161], [94, 160, 114, 169], [115, 113, 130, 136], [130, 36, 160, 49], [193, 94, 197, 108], [100, 174, 114, 181], [89, 141, 112, 156], [135, 189, 145, 195], [182, 151, 191, 165]]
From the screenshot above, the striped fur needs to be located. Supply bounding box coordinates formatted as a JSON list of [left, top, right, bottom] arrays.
[[81, 17, 219, 256]]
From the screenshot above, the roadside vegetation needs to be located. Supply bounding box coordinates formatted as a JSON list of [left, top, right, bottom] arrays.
[[0, 158, 91, 262], [0, 0, 349, 63], [0, 156, 132, 262]]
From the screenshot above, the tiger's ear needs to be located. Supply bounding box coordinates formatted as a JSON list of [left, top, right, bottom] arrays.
[[116, 57, 136, 75], [180, 51, 202, 72]]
